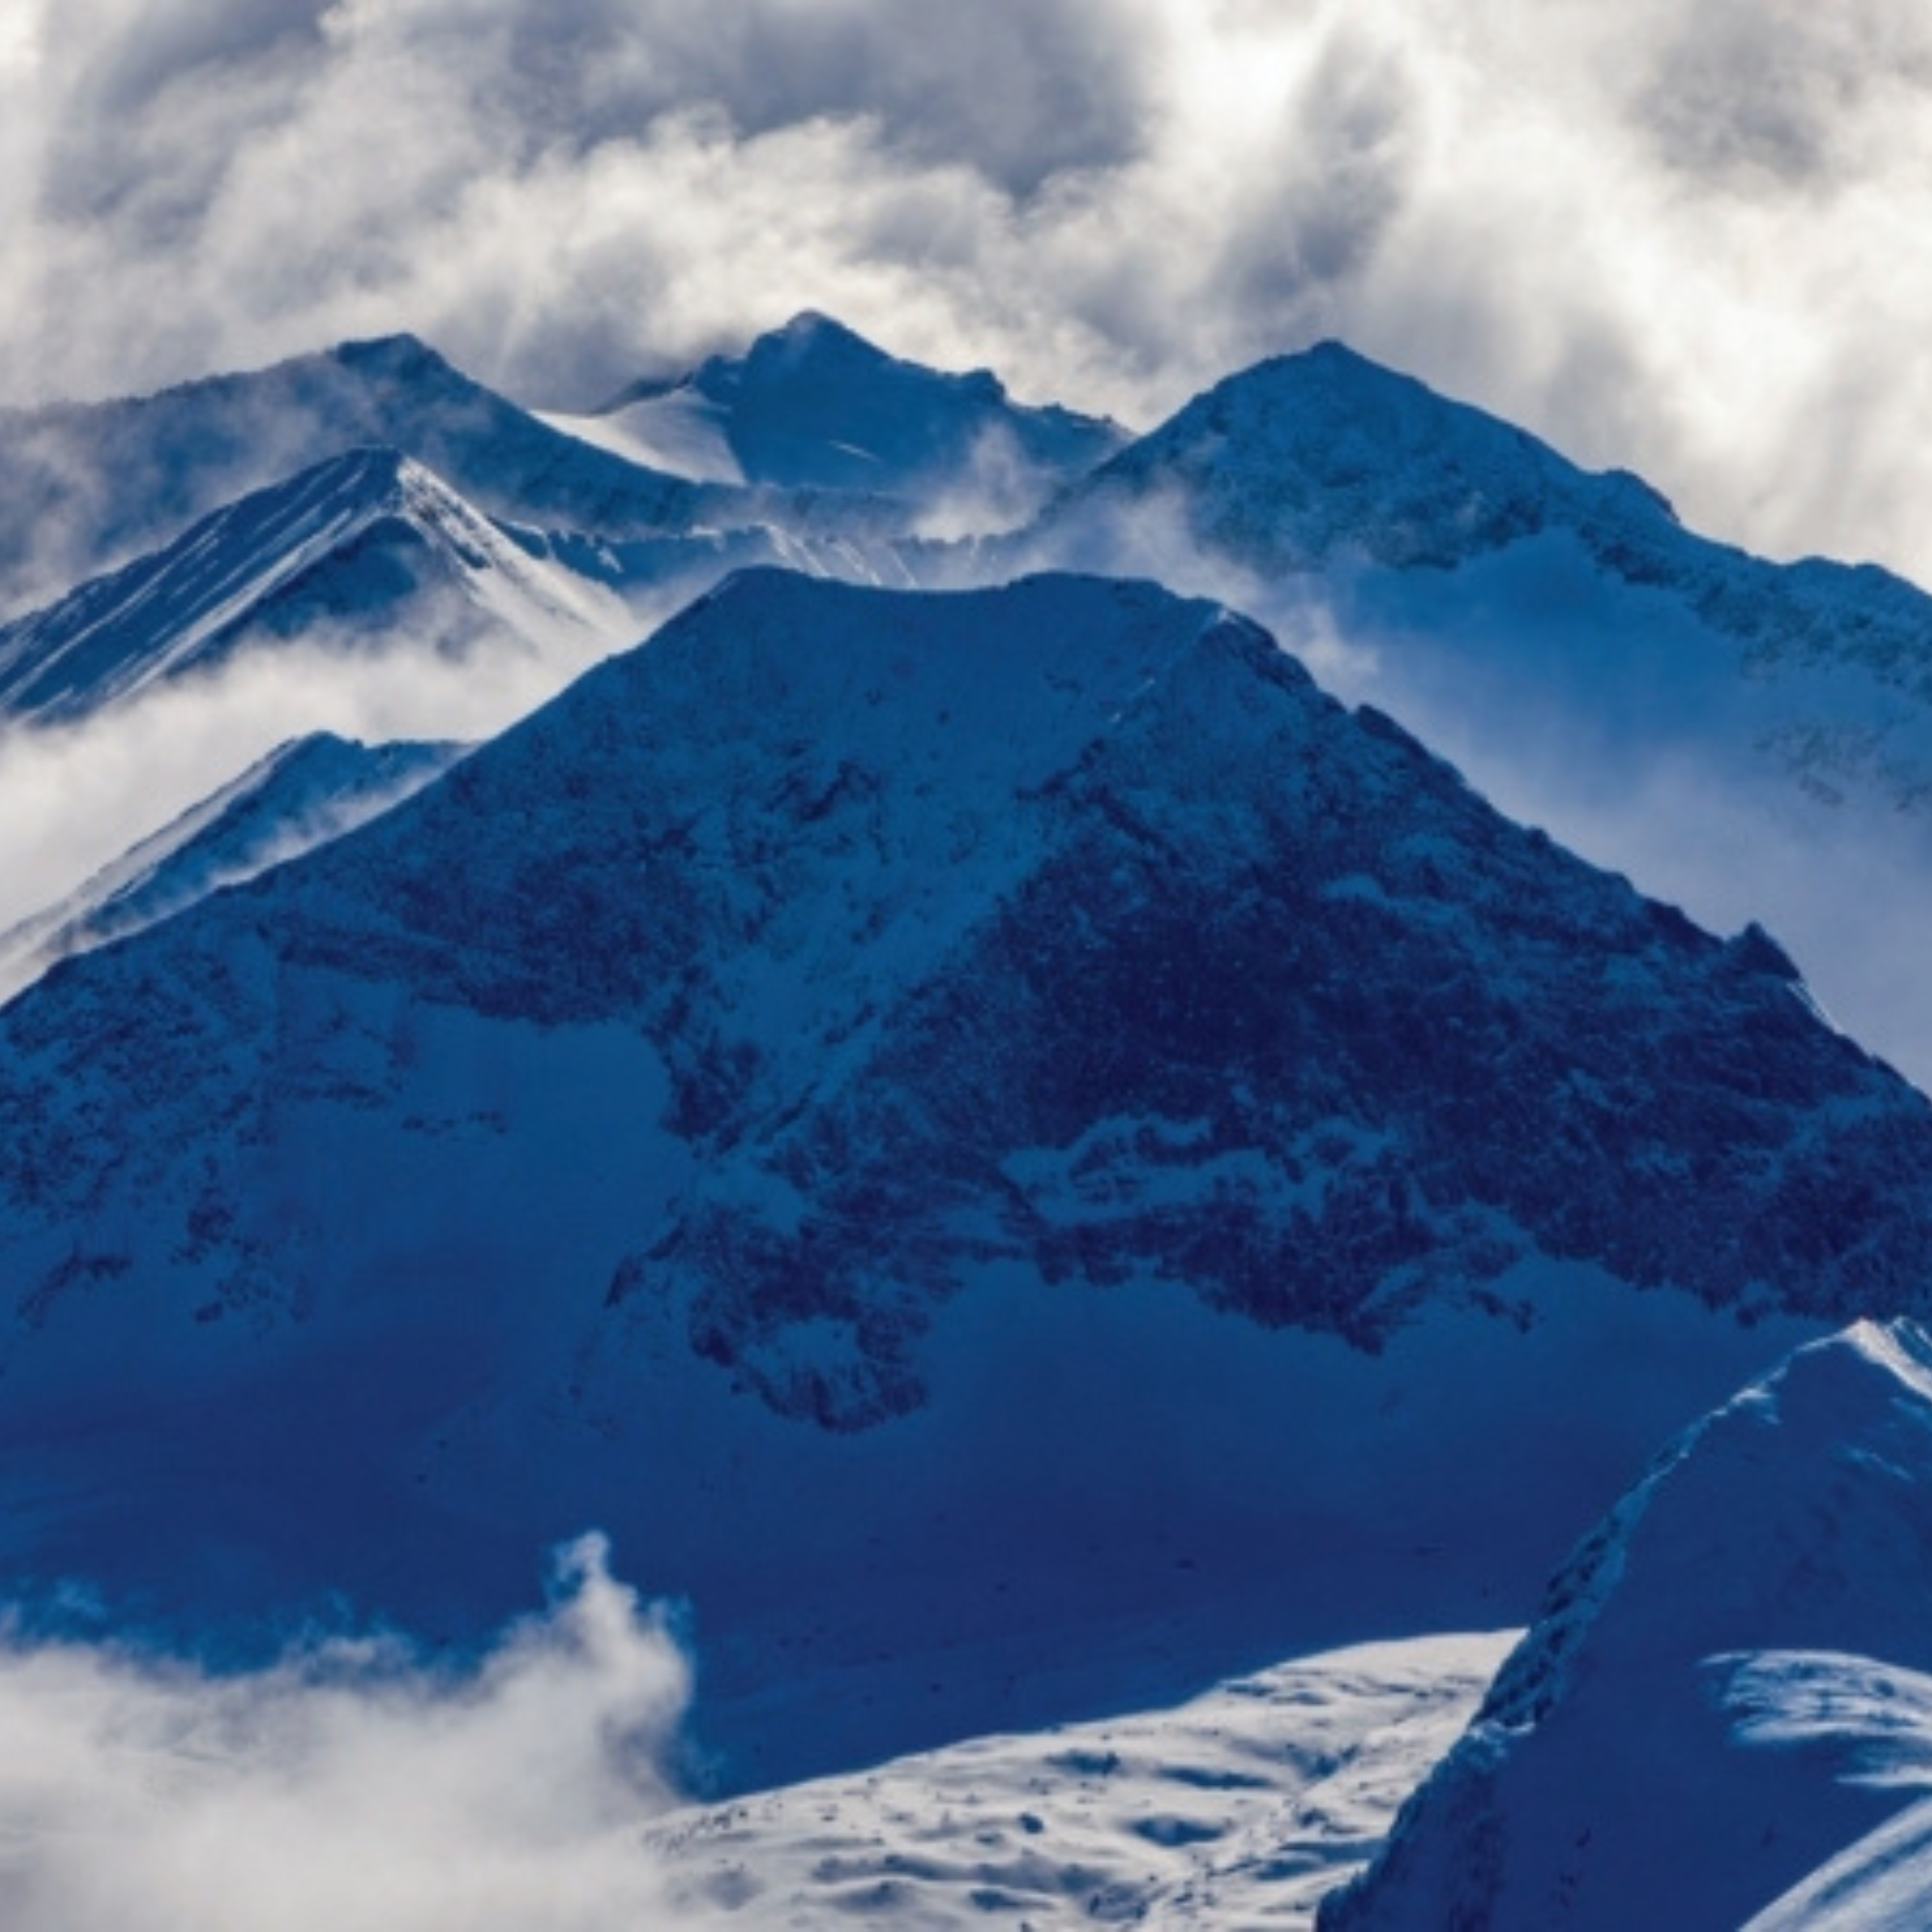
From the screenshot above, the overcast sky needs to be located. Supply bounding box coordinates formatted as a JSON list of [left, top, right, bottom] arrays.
[[5, 0, 1931, 581]]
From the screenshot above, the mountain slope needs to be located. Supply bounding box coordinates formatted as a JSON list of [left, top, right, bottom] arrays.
[[647, 1630, 1514, 1927], [0, 335, 711, 614], [0, 570, 1924, 1784], [0, 732, 462, 1004], [550, 310, 1127, 515], [1321, 1321, 1932, 1930], [0, 449, 632, 724], [1002, 341, 1932, 1086]]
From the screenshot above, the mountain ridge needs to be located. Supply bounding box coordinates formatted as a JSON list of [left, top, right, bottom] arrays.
[[0, 579, 1920, 1792], [549, 310, 1127, 517], [0, 447, 630, 723]]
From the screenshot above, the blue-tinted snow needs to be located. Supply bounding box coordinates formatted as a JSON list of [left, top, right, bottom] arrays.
[[0, 570, 1918, 1792], [1322, 1320, 1932, 1930]]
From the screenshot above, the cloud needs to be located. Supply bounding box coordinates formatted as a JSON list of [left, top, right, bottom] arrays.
[[0, 1534, 699, 1931], [0, 587, 652, 932], [1628, 1, 1932, 190], [4, 0, 1932, 588]]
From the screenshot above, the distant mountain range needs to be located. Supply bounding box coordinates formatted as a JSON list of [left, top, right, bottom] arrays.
[[545, 307, 1126, 510], [12, 317, 1932, 1087], [0, 449, 628, 724]]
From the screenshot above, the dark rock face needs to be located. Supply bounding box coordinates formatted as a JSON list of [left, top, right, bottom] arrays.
[[5, 571, 1931, 1432]]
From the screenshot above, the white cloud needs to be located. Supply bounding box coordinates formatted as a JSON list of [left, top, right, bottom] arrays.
[[0, 1535, 699, 1932], [0, 587, 655, 930], [4, 1, 1932, 586]]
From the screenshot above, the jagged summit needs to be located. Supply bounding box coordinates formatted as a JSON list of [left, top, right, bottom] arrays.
[[326, 331, 457, 379], [556, 311, 1125, 504], [735, 308, 1001, 405], [1034, 338, 1683, 577], [758, 306, 887, 358], [0, 445, 625, 723], [0, 334, 705, 615]]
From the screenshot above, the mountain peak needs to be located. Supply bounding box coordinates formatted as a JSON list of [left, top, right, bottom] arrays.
[[565, 313, 1117, 499], [769, 308, 875, 354], [0, 442, 620, 724], [1037, 335, 1684, 577], [326, 331, 450, 378], [5, 567, 1932, 1778]]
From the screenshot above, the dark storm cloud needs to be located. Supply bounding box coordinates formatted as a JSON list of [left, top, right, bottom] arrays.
[[534, 0, 1157, 195], [36, 0, 326, 224], [45, 0, 1153, 222]]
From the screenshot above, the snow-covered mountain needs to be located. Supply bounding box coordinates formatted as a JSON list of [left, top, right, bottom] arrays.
[[0, 335, 720, 616], [906, 320, 1932, 964], [999, 341, 1932, 1084], [1321, 1319, 1932, 1930], [0, 316, 1106, 632], [0, 570, 1921, 1787], [546, 310, 1126, 520], [0, 448, 632, 724], [0, 731, 461, 1002], [1015, 339, 1681, 578]]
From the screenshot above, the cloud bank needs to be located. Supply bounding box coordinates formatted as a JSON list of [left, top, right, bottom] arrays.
[[3, 1, 1932, 581], [0, 1536, 697, 1931]]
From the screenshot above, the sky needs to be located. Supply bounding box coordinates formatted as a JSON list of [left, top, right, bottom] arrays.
[[4, 0, 1932, 584]]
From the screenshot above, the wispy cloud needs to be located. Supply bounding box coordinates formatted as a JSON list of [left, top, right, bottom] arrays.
[[0, 591, 646, 930], [4, 2, 1932, 582]]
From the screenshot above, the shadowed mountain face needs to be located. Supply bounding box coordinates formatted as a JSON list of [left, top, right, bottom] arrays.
[[1, 570, 1928, 1782], [996, 340, 1932, 1089], [1018, 339, 1932, 692]]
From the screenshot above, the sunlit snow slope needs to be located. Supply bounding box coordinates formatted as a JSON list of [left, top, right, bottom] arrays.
[[652, 1631, 1513, 1927], [0, 334, 711, 613], [0, 449, 630, 724]]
